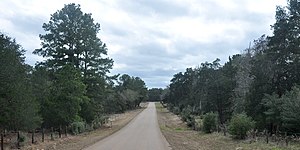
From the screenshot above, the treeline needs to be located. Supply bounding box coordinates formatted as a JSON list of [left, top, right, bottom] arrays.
[[163, 0, 300, 136], [0, 3, 147, 132], [147, 88, 164, 102]]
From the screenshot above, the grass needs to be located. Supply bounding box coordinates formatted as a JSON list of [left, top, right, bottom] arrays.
[[155, 102, 300, 150], [175, 127, 183, 131]]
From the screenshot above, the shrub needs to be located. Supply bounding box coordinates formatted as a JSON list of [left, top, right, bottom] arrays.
[[172, 106, 181, 115], [186, 116, 196, 128], [180, 106, 193, 122], [18, 132, 27, 144], [203, 112, 217, 133], [71, 121, 85, 135], [85, 123, 93, 132], [92, 115, 109, 129], [228, 113, 255, 139], [194, 116, 203, 131]]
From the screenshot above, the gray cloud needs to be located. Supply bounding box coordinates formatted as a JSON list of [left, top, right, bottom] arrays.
[[119, 0, 190, 18], [0, 0, 286, 88], [10, 16, 44, 35]]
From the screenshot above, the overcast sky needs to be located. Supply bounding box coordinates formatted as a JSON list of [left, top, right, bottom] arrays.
[[0, 0, 287, 88]]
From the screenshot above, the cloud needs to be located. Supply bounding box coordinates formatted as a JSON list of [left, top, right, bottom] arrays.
[[0, 0, 287, 88]]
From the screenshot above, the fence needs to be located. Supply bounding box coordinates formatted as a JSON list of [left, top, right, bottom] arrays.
[[0, 114, 121, 150], [0, 127, 68, 150], [217, 127, 300, 147]]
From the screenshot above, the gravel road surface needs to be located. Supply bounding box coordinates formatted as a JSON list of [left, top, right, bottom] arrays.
[[85, 102, 171, 150]]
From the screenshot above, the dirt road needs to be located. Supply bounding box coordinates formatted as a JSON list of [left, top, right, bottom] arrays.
[[85, 102, 171, 150]]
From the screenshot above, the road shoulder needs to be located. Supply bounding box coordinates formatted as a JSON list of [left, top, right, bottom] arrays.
[[26, 104, 147, 150], [156, 103, 300, 150]]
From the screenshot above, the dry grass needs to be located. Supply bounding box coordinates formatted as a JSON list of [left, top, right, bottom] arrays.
[[156, 103, 300, 150], [19, 103, 148, 150]]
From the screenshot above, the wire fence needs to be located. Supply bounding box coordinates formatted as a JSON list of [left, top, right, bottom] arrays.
[[0, 114, 122, 150]]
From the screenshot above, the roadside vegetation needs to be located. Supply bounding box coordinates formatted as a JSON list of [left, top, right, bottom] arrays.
[[150, 0, 300, 148], [0, 3, 147, 149], [156, 103, 300, 150]]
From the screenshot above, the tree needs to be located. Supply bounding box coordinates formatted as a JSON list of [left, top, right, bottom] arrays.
[[148, 88, 163, 102], [33, 3, 113, 74], [0, 33, 41, 130], [262, 93, 284, 133], [31, 65, 52, 126], [42, 65, 88, 127], [228, 114, 255, 139], [203, 112, 218, 133], [116, 74, 148, 109], [281, 86, 300, 133], [246, 36, 274, 130], [33, 3, 114, 124], [231, 53, 252, 114]]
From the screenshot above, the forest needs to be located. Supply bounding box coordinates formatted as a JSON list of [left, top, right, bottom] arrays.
[[1, 0, 300, 147], [0, 3, 147, 133], [159, 0, 300, 137]]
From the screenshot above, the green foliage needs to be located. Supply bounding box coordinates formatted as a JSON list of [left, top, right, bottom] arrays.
[[71, 121, 85, 135], [228, 114, 255, 139], [186, 117, 196, 128], [43, 65, 88, 127], [148, 88, 163, 101], [281, 86, 300, 132], [163, 1, 300, 135], [33, 3, 116, 126], [179, 106, 196, 128], [203, 112, 217, 133], [165, 58, 236, 125], [18, 132, 27, 146], [116, 74, 148, 109], [194, 116, 203, 131], [33, 3, 113, 73], [0, 3, 147, 135], [171, 106, 180, 115], [0, 33, 41, 130], [180, 105, 193, 122], [92, 115, 109, 129], [262, 93, 283, 130], [103, 91, 126, 114]]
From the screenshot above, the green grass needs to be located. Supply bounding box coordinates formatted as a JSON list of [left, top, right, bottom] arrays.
[[175, 127, 183, 131]]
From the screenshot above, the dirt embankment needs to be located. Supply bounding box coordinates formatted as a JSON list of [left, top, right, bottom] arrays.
[[21, 103, 147, 150]]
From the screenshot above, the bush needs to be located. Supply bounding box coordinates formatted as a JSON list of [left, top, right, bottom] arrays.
[[194, 116, 203, 131], [186, 116, 196, 128], [179, 106, 196, 128], [228, 113, 255, 139], [17, 132, 27, 146], [85, 123, 93, 132], [71, 121, 85, 135], [92, 115, 109, 129], [180, 106, 193, 122], [203, 112, 217, 133], [172, 106, 181, 115]]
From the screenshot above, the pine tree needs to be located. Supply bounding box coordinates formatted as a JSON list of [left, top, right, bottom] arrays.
[[0, 33, 41, 130]]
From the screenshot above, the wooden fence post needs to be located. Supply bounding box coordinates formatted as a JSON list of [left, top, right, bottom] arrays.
[[51, 127, 54, 140], [42, 128, 44, 142], [32, 129, 35, 144], [17, 131, 20, 148], [285, 132, 288, 146], [65, 126, 67, 137], [1, 133, 3, 150], [59, 125, 62, 138], [17, 131, 20, 140], [223, 125, 227, 136], [265, 130, 269, 144]]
